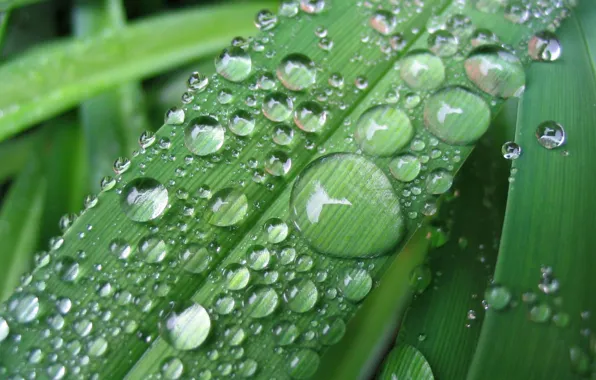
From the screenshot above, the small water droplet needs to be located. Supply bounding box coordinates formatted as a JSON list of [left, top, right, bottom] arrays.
[[229, 110, 256, 136], [207, 188, 249, 227], [184, 116, 225, 156], [400, 50, 445, 91], [502, 141, 522, 160], [11, 294, 40, 323], [484, 284, 512, 310], [138, 235, 168, 263], [120, 177, 169, 222], [428, 30, 458, 57], [370, 10, 397, 35], [354, 105, 413, 156], [277, 54, 317, 91], [160, 303, 211, 350], [529, 31, 561, 61], [536, 121, 566, 149], [215, 47, 252, 82], [263, 92, 294, 122], [300, 0, 326, 14], [255, 9, 278, 30], [286, 349, 320, 379], [294, 101, 327, 133], [338, 268, 372, 302], [264, 218, 289, 243], [244, 286, 279, 318], [283, 279, 318, 313], [425, 169, 453, 194], [389, 155, 421, 182]]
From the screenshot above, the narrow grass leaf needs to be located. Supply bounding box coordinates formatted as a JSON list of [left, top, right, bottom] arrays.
[[469, 3, 596, 379]]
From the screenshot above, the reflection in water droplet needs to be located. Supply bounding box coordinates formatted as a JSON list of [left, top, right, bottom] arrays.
[[244, 286, 279, 318], [294, 101, 327, 133], [528, 31, 561, 61], [283, 279, 318, 313], [215, 47, 252, 82], [121, 177, 168, 222], [425, 169, 454, 194], [55, 256, 79, 282], [501, 141, 522, 160], [370, 10, 397, 35], [265, 151, 292, 176], [264, 218, 289, 244], [423, 86, 490, 145], [465, 46, 525, 98], [354, 105, 413, 156], [247, 245, 271, 270], [536, 121, 565, 149], [504, 3, 529, 24], [182, 244, 211, 274], [224, 264, 251, 290], [229, 110, 256, 136], [291, 154, 405, 258], [184, 116, 225, 156], [263, 92, 294, 122], [255, 9, 278, 30], [160, 303, 211, 350], [287, 349, 320, 379], [389, 155, 421, 182], [207, 188, 249, 227], [12, 294, 40, 323], [138, 235, 168, 263], [400, 51, 445, 91], [277, 54, 316, 91], [338, 268, 372, 302]]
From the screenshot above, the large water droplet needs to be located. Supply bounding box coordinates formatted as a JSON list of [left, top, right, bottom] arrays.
[[294, 101, 327, 133], [354, 105, 413, 156], [121, 177, 168, 222], [224, 264, 251, 290], [263, 92, 294, 122], [11, 294, 40, 323], [528, 31, 561, 62], [423, 86, 491, 145], [370, 10, 397, 35], [138, 235, 168, 263], [207, 188, 248, 227], [215, 47, 252, 82], [465, 46, 525, 98], [536, 121, 565, 149], [291, 154, 404, 258], [184, 116, 225, 156], [400, 50, 445, 91], [244, 286, 279, 318], [229, 110, 256, 136], [389, 155, 421, 182], [425, 169, 454, 194], [338, 268, 372, 302], [264, 218, 289, 244], [277, 54, 316, 91], [283, 279, 318, 313], [160, 303, 211, 350]]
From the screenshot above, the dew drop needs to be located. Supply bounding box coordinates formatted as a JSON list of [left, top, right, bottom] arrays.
[[121, 177, 168, 222], [207, 188, 249, 227], [272, 321, 300, 345], [300, 0, 326, 14], [484, 284, 512, 310], [283, 279, 318, 313], [354, 105, 413, 156], [263, 92, 294, 122], [265, 151, 292, 176], [400, 50, 445, 91], [255, 9, 278, 30], [0, 317, 9, 342], [264, 218, 289, 244], [184, 116, 225, 156], [161, 357, 184, 379], [428, 30, 458, 57], [244, 286, 279, 318], [423, 86, 491, 145], [338, 268, 372, 302], [501, 141, 522, 160], [465, 46, 526, 98], [277, 54, 316, 91], [291, 154, 405, 258], [215, 47, 252, 82], [160, 303, 211, 350], [528, 31, 561, 61], [504, 3, 529, 24], [370, 10, 397, 35], [272, 124, 295, 146], [11, 294, 40, 323], [247, 245, 271, 270], [224, 264, 251, 290], [165, 107, 185, 125], [536, 121, 565, 149], [287, 349, 320, 379], [389, 155, 421, 182], [319, 318, 346, 345], [229, 110, 256, 136], [425, 169, 453, 195], [294, 101, 327, 133], [182, 244, 211, 274], [138, 235, 168, 263]]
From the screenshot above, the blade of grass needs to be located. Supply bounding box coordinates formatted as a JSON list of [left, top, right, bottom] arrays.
[[469, 3, 596, 378], [0, 130, 40, 183], [0, 1, 272, 141], [0, 0, 44, 12], [0, 1, 573, 379], [74, 0, 149, 192], [0, 153, 46, 301]]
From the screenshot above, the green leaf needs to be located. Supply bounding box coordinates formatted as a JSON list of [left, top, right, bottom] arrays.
[[0, 1, 574, 379], [0, 0, 44, 12], [378, 344, 434, 380], [0, 153, 46, 301], [0, 1, 271, 141], [74, 0, 149, 192], [469, 3, 596, 379], [0, 130, 40, 183]]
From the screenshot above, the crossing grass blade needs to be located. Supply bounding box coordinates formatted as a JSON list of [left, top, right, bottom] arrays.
[[469, 2, 596, 378]]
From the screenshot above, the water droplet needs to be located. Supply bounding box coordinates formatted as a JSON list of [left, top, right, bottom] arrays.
[[502, 142, 522, 160], [165, 107, 186, 125], [389, 155, 421, 182], [55, 256, 79, 282], [215, 47, 252, 82], [536, 121, 566, 149], [300, 0, 326, 14], [338, 268, 372, 302], [247, 245, 271, 270], [188, 72, 209, 92], [319, 318, 346, 345], [229, 110, 256, 137], [263, 92, 294, 122], [529, 303, 552, 323], [425, 169, 453, 194], [162, 357, 184, 379], [291, 154, 405, 258], [504, 3, 529, 24], [400, 51, 445, 91], [272, 321, 300, 345], [207, 188, 249, 227], [370, 10, 397, 35], [424, 86, 491, 145], [0, 317, 9, 342], [294, 101, 327, 133], [287, 349, 320, 379], [569, 346, 591, 375], [184, 116, 225, 156], [484, 284, 512, 310], [280, 1, 300, 17], [470, 29, 498, 47], [138, 235, 168, 263], [264, 218, 289, 244], [428, 30, 458, 57], [265, 151, 292, 176], [215, 294, 235, 315], [244, 286, 279, 318], [160, 303, 211, 350], [354, 105, 413, 156], [224, 264, 251, 290], [465, 46, 526, 98], [238, 359, 258, 377], [283, 279, 318, 313], [255, 9, 278, 30], [121, 177, 168, 222], [87, 337, 108, 357], [277, 54, 316, 91], [529, 31, 561, 61], [182, 244, 211, 274], [272, 124, 295, 145], [11, 294, 40, 323], [224, 325, 246, 346]]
